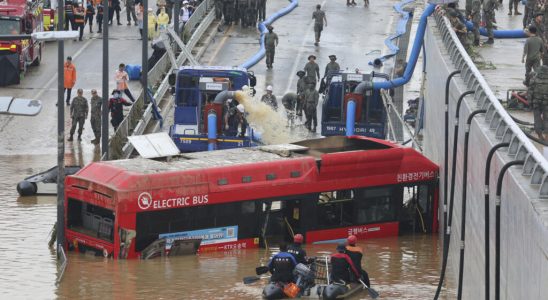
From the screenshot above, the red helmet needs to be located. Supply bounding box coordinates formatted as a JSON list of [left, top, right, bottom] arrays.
[[347, 235, 357, 245], [294, 234, 304, 244]]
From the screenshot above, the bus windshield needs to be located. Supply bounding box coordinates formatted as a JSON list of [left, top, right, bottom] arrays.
[[0, 19, 20, 35]]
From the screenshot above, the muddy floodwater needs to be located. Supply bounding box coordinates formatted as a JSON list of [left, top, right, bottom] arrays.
[[0, 154, 454, 299]]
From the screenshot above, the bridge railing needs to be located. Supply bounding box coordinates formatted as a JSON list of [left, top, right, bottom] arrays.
[[106, 0, 215, 160], [433, 13, 548, 198]]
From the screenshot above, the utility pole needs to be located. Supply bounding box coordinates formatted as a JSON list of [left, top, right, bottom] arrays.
[[56, 0, 65, 258], [101, 0, 109, 160], [143, 0, 148, 105]]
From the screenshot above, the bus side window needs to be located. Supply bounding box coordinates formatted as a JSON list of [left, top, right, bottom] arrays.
[[316, 190, 354, 228], [354, 187, 396, 224]]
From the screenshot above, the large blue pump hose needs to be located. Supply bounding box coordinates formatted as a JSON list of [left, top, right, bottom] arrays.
[[239, 0, 299, 69]]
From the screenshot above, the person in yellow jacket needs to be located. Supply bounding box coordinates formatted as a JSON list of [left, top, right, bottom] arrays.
[[157, 7, 169, 32], [147, 8, 158, 39]]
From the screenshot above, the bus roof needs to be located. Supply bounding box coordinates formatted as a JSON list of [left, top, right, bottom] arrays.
[[68, 136, 438, 193]]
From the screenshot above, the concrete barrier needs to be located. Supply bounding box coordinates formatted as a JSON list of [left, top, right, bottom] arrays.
[[424, 13, 548, 299]]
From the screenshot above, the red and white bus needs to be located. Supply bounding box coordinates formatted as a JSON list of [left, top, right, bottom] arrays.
[[64, 136, 439, 259]]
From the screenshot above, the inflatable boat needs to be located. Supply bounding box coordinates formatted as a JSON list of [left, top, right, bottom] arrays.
[[17, 166, 81, 196]]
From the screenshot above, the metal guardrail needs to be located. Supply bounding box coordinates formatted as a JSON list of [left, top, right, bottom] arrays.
[[106, 0, 215, 160], [434, 13, 548, 198]]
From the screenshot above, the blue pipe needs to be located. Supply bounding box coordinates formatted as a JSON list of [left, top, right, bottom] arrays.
[[373, 3, 436, 90], [239, 0, 299, 69], [369, 0, 415, 66], [346, 100, 356, 136], [463, 20, 526, 38], [207, 111, 217, 151]]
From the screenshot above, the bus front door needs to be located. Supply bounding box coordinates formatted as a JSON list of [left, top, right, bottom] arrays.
[[260, 199, 303, 247]]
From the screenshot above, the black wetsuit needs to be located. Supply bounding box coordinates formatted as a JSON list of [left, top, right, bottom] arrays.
[[345, 246, 371, 286], [330, 252, 360, 283], [268, 252, 297, 283], [287, 243, 307, 265]]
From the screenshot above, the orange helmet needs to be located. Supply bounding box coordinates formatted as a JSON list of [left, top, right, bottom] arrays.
[[294, 234, 304, 244], [347, 235, 357, 245]]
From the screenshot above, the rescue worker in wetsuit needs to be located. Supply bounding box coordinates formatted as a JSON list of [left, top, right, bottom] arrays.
[[268, 243, 297, 283], [528, 65, 548, 141], [287, 234, 307, 265], [345, 235, 371, 286], [296, 70, 306, 118], [330, 243, 361, 284]]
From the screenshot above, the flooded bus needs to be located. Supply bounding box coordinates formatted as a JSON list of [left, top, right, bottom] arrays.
[[64, 136, 438, 259]]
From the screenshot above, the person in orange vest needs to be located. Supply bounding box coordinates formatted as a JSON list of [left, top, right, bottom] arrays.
[[74, 4, 86, 41], [114, 63, 136, 102], [64, 56, 77, 105], [345, 235, 371, 286]]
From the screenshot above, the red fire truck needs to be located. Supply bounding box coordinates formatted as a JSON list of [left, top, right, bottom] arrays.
[[64, 136, 439, 259], [0, 0, 44, 86]]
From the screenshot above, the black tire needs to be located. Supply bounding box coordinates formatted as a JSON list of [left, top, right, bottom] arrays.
[[32, 45, 41, 67]]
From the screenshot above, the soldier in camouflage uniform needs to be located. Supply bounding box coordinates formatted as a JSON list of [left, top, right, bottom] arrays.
[[236, 0, 247, 26], [90, 89, 102, 145], [296, 70, 306, 118], [465, 0, 473, 18], [68, 89, 89, 142], [223, 0, 236, 25], [214, 0, 223, 20], [528, 65, 548, 140], [471, 0, 481, 46], [257, 0, 266, 22], [483, 0, 497, 44], [303, 78, 319, 132], [264, 25, 278, 69], [508, 0, 522, 16], [246, 0, 258, 27], [524, 0, 537, 28]]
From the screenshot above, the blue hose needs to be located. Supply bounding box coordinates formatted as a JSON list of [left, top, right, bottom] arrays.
[[369, 0, 415, 66], [239, 0, 299, 69], [373, 3, 436, 90], [207, 112, 217, 151], [346, 100, 356, 136], [463, 20, 526, 38]]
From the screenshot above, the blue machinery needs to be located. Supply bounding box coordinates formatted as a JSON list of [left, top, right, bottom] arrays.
[[176, 1, 528, 150]]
